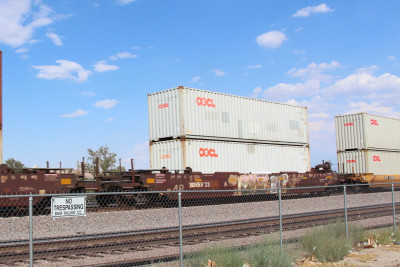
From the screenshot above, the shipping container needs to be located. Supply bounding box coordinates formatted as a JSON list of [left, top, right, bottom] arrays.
[[337, 150, 400, 175], [148, 86, 309, 145], [150, 139, 310, 173], [335, 113, 400, 151]]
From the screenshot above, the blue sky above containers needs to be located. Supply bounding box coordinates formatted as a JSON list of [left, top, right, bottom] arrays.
[[0, 0, 399, 169]]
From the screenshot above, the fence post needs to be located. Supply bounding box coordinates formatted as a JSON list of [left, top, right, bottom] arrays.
[[278, 188, 283, 253], [178, 191, 183, 267], [29, 194, 33, 267], [392, 184, 397, 233], [343, 185, 348, 240]]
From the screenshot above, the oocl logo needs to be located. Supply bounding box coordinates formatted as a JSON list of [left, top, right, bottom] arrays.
[[158, 103, 169, 109], [199, 148, 218, 157], [373, 156, 381, 162], [370, 119, 378, 126], [196, 97, 216, 108], [344, 122, 354, 126]]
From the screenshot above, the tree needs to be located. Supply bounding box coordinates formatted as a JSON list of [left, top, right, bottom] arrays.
[[85, 145, 117, 176], [5, 158, 25, 172]]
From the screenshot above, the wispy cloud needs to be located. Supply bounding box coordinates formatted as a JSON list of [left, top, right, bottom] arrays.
[[292, 3, 334, 18], [93, 99, 119, 109], [247, 64, 263, 69], [387, 56, 396, 61], [192, 76, 201, 82], [93, 60, 119, 72], [61, 109, 88, 118], [287, 61, 340, 81], [0, 0, 55, 47], [212, 69, 226, 76], [46, 32, 63, 46], [81, 91, 96, 97], [106, 118, 115, 122], [109, 52, 138, 60], [15, 48, 28, 53], [33, 60, 91, 82], [117, 0, 136, 5], [256, 31, 288, 49]]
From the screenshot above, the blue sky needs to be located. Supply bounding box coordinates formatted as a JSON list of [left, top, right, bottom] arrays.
[[0, 0, 399, 170]]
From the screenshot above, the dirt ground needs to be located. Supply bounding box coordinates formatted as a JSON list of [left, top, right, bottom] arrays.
[[297, 244, 400, 267]]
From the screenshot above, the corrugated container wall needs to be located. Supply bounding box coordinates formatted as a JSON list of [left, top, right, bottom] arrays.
[[337, 150, 400, 175], [148, 87, 309, 145], [335, 113, 400, 151], [150, 139, 311, 173]]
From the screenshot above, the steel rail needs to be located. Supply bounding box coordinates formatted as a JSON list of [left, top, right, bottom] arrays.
[[0, 202, 398, 265]]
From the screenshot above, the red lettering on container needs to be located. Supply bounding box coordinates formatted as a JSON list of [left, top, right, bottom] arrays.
[[199, 148, 218, 158], [160, 154, 171, 159], [344, 123, 354, 126], [196, 97, 216, 107], [373, 156, 381, 162], [347, 160, 356, 163], [370, 119, 378, 126], [158, 103, 169, 109]]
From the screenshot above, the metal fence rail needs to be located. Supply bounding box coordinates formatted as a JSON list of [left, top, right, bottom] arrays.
[[0, 183, 398, 266]]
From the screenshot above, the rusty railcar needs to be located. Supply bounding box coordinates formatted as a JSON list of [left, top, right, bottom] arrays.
[[0, 164, 78, 208]]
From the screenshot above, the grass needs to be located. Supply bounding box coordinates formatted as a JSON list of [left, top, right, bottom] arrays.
[[184, 239, 293, 267], [300, 222, 364, 263], [364, 225, 400, 245]]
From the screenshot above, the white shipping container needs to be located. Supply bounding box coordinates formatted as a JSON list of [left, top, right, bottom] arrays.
[[337, 150, 400, 175], [148, 86, 309, 145], [150, 139, 310, 173], [335, 113, 400, 151]]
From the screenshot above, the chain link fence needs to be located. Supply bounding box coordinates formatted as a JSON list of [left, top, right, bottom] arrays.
[[0, 184, 398, 266]]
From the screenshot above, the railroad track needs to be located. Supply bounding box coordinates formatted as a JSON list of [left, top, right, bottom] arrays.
[[0, 202, 398, 266]]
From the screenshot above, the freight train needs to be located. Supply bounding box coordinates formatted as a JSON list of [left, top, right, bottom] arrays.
[[1, 159, 399, 209]]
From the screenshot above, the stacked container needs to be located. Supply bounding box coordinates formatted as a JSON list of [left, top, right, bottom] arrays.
[[148, 86, 310, 173], [335, 113, 400, 175]]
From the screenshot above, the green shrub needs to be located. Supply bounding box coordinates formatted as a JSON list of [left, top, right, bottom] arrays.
[[185, 240, 292, 267], [185, 245, 242, 267], [365, 225, 400, 245], [244, 241, 293, 267], [301, 222, 364, 262]]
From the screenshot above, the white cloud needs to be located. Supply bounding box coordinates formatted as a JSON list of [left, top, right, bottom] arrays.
[[263, 80, 321, 101], [295, 27, 303, 32], [106, 118, 115, 122], [33, 60, 91, 82], [131, 46, 141, 50], [387, 56, 396, 61], [46, 32, 63, 46], [247, 64, 263, 69], [256, 31, 288, 49], [324, 71, 400, 96], [192, 76, 201, 82], [81, 91, 96, 97], [93, 99, 119, 109], [308, 113, 330, 119], [287, 61, 340, 81], [15, 48, 28, 53], [250, 86, 262, 98], [0, 0, 54, 47], [293, 50, 305, 55], [347, 101, 394, 114], [93, 60, 119, 72], [117, 0, 136, 5], [292, 3, 334, 17], [355, 65, 378, 74], [212, 69, 226, 76], [109, 52, 138, 60], [61, 109, 88, 118]]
